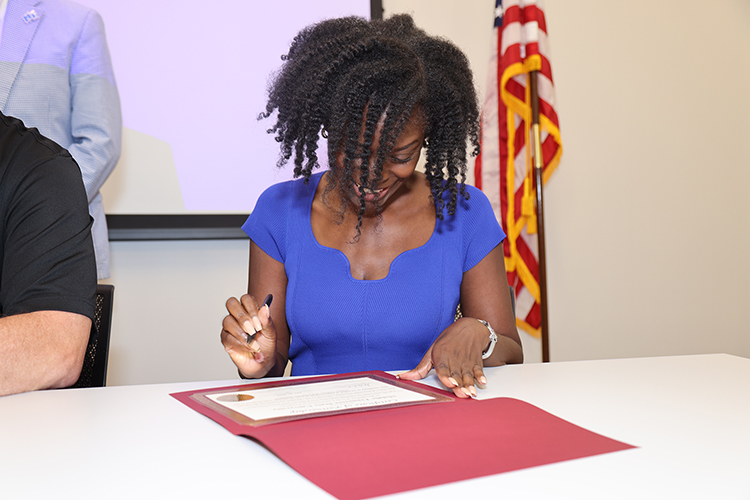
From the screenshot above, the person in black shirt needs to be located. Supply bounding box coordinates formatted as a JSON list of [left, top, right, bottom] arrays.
[[0, 111, 96, 397]]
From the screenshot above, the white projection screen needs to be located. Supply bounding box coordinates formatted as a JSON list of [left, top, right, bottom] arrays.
[[75, 1, 379, 238]]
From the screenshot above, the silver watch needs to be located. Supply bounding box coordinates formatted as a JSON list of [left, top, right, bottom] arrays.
[[477, 319, 498, 359]]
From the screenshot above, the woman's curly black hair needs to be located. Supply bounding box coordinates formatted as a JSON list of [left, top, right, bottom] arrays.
[[260, 14, 480, 232]]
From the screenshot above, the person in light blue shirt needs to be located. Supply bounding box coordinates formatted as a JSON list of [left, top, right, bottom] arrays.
[[0, 0, 121, 279], [221, 15, 522, 398]]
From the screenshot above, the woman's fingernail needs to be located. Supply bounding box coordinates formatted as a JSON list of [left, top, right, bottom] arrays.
[[252, 317, 263, 332], [479, 376, 487, 385], [469, 386, 477, 397], [243, 320, 256, 334], [462, 387, 473, 397], [448, 377, 459, 387]]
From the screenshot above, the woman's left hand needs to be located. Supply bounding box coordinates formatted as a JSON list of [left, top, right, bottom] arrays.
[[397, 317, 493, 398]]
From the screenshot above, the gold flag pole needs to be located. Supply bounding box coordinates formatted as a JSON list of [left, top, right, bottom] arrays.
[[528, 70, 550, 363]]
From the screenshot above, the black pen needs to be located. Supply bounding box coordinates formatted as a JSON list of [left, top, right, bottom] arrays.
[[247, 294, 273, 344]]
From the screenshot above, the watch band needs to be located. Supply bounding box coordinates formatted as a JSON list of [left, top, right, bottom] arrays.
[[477, 319, 498, 359]]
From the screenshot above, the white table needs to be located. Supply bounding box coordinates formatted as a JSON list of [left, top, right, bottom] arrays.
[[1, 354, 748, 499]]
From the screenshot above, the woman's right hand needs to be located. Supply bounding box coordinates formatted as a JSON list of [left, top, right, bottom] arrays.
[[221, 294, 277, 378]]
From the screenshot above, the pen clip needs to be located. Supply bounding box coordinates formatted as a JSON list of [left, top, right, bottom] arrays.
[[261, 294, 273, 309]]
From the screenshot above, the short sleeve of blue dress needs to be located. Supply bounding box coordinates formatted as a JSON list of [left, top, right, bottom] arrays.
[[243, 180, 291, 263], [242, 173, 505, 376]]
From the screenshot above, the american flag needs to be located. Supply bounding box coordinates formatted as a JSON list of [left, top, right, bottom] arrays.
[[474, 0, 562, 339]]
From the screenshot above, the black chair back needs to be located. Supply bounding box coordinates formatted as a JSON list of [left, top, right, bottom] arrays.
[[72, 284, 114, 388]]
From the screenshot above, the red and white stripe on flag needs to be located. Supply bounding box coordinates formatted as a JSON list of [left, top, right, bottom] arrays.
[[474, 0, 562, 338]]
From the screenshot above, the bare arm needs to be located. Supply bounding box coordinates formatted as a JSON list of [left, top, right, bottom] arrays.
[[0, 311, 91, 397], [399, 244, 522, 397], [221, 241, 290, 378], [459, 243, 523, 367]]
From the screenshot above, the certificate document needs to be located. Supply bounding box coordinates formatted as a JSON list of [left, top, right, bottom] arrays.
[[171, 371, 635, 500], [174, 372, 453, 427]]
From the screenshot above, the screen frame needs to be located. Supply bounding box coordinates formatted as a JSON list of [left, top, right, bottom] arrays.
[[108, 0, 383, 241]]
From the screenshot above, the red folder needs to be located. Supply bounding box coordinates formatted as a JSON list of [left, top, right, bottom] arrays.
[[172, 372, 635, 499]]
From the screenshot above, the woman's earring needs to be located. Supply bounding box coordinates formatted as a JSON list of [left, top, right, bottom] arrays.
[[321, 128, 329, 139]]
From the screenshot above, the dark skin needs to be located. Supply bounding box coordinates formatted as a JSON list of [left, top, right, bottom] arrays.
[[221, 111, 523, 397]]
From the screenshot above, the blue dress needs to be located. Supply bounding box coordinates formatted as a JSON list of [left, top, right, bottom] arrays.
[[243, 172, 505, 375]]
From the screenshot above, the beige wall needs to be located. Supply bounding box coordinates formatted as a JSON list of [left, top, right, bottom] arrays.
[[103, 0, 750, 386]]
